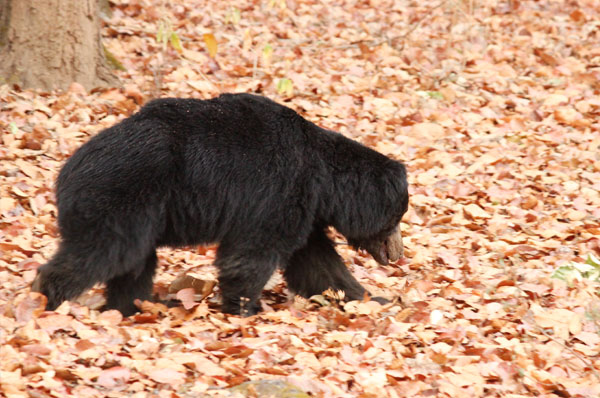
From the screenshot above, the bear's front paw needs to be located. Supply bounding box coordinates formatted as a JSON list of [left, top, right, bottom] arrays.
[[222, 297, 261, 317], [370, 296, 391, 305]]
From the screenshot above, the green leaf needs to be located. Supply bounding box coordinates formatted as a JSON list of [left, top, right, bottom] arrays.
[[103, 46, 126, 71], [156, 21, 165, 45], [552, 254, 600, 284], [170, 32, 183, 53], [262, 43, 273, 65], [551, 265, 581, 283], [426, 91, 444, 100], [276, 78, 293, 96], [586, 253, 600, 268], [225, 7, 241, 25]]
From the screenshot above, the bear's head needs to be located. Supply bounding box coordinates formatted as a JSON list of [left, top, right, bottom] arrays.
[[349, 220, 404, 265], [360, 226, 403, 265]]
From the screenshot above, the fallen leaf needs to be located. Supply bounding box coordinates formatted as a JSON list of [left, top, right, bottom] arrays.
[[97, 367, 130, 389], [203, 33, 218, 58], [463, 204, 491, 219]]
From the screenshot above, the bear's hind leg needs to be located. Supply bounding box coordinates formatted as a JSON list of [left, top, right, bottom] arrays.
[[284, 228, 387, 303], [104, 251, 158, 316], [215, 244, 280, 316]]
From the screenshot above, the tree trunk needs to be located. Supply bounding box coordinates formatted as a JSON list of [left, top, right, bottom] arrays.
[[0, 0, 118, 91]]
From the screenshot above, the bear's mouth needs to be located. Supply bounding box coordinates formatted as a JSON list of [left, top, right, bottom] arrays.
[[377, 241, 389, 265], [365, 227, 404, 265], [386, 227, 404, 263]]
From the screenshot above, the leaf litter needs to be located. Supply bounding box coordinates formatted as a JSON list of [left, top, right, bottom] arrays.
[[1, 0, 600, 397]]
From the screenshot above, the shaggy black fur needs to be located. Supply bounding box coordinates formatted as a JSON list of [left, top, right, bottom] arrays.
[[33, 93, 408, 316]]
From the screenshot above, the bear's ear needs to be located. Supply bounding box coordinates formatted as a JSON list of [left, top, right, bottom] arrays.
[[386, 225, 403, 263]]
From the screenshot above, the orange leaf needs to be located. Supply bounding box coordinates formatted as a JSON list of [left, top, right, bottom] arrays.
[[203, 33, 218, 58]]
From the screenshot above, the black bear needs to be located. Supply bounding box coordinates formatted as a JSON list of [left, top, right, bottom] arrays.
[[32, 93, 408, 316]]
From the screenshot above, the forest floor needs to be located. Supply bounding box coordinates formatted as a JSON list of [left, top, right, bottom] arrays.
[[1, 0, 600, 397]]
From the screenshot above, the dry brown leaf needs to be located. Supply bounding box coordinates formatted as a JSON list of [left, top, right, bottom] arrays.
[[97, 366, 130, 389], [14, 292, 47, 323], [463, 204, 491, 219], [148, 368, 185, 386], [2, 1, 600, 395], [176, 287, 197, 309]]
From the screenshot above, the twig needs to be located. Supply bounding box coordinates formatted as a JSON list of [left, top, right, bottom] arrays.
[[271, 1, 451, 52], [391, 0, 450, 50], [198, 70, 217, 89], [523, 310, 600, 382], [252, 51, 258, 80]]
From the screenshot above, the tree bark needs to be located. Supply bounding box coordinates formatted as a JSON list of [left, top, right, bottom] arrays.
[[0, 0, 118, 91]]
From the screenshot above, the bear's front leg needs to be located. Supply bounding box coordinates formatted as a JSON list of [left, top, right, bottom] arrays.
[[284, 227, 385, 303]]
